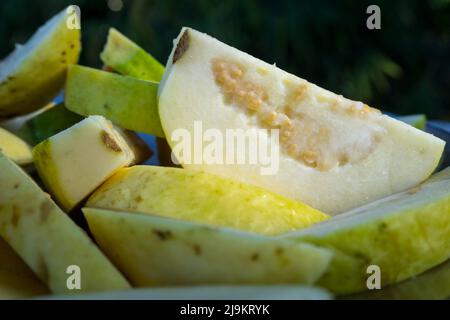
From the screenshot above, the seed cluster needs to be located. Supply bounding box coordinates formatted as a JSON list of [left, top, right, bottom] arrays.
[[212, 58, 382, 171]]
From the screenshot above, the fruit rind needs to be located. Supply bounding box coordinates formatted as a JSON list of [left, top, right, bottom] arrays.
[[84, 207, 333, 286], [87, 165, 329, 235], [0, 6, 81, 117], [0, 154, 130, 294], [283, 167, 450, 294], [100, 28, 164, 82], [65, 65, 164, 137]]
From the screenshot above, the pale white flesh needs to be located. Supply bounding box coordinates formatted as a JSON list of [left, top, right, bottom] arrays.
[[158, 27, 445, 214], [33, 116, 134, 211]]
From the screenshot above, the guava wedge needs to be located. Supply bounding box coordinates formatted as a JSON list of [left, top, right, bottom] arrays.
[[0, 237, 50, 299], [33, 116, 136, 212], [158, 28, 445, 214], [43, 285, 331, 300], [83, 207, 333, 286], [16, 103, 83, 146], [15, 103, 152, 163], [100, 28, 164, 82], [282, 167, 450, 295], [0, 127, 33, 166], [86, 166, 329, 235], [0, 154, 130, 294], [0, 6, 81, 117], [65, 65, 164, 137]]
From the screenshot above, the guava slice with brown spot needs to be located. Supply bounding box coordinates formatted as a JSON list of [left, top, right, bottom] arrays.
[[83, 207, 333, 286], [158, 27, 445, 214]]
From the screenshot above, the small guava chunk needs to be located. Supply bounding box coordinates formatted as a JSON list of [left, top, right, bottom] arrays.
[[87, 166, 329, 235], [0, 127, 32, 166], [0, 238, 49, 299], [65, 65, 164, 137], [100, 28, 164, 82], [283, 167, 450, 295], [32, 116, 136, 212], [158, 28, 445, 214], [83, 208, 333, 286], [0, 154, 130, 294], [43, 285, 331, 300], [0, 6, 81, 117]]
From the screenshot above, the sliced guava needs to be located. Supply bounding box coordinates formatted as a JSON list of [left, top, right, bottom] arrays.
[[65, 65, 164, 137], [83, 207, 333, 286], [32, 116, 136, 212], [283, 167, 450, 295], [0, 154, 130, 294], [0, 237, 49, 299], [100, 28, 164, 82], [158, 28, 445, 214], [86, 165, 329, 235], [0, 6, 81, 117], [0, 127, 33, 166]]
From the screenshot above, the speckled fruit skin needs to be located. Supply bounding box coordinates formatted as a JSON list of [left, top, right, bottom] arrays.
[[0, 7, 81, 117], [0, 127, 32, 166], [87, 165, 330, 235], [65, 65, 164, 137], [283, 167, 450, 295], [0, 154, 130, 294], [83, 207, 333, 286], [100, 28, 164, 83]]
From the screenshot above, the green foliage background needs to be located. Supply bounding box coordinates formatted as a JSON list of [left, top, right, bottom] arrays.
[[0, 0, 449, 119]]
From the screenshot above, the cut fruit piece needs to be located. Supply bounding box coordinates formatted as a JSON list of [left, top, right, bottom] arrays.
[[43, 285, 332, 300], [397, 114, 427, 130], [83, 208, 333, 286], [0, 154, 130, 294], [0, 127, 32, 166], [65, 65, 164, 137], [158, 28, 445, 214], [100, 28, 164, 82], [0, 6, 81, 117], [87, 166, 329, 235], [0, 127, 33, 166], [32, 116, 136, 212], [282, 167, 450, 295], [16, 103, 83, 146], [15, 103, 152, 163], [0, 237, 50, 299]]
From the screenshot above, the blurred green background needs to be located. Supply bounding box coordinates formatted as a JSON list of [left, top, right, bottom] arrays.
[[0, 0, 449, 119]]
